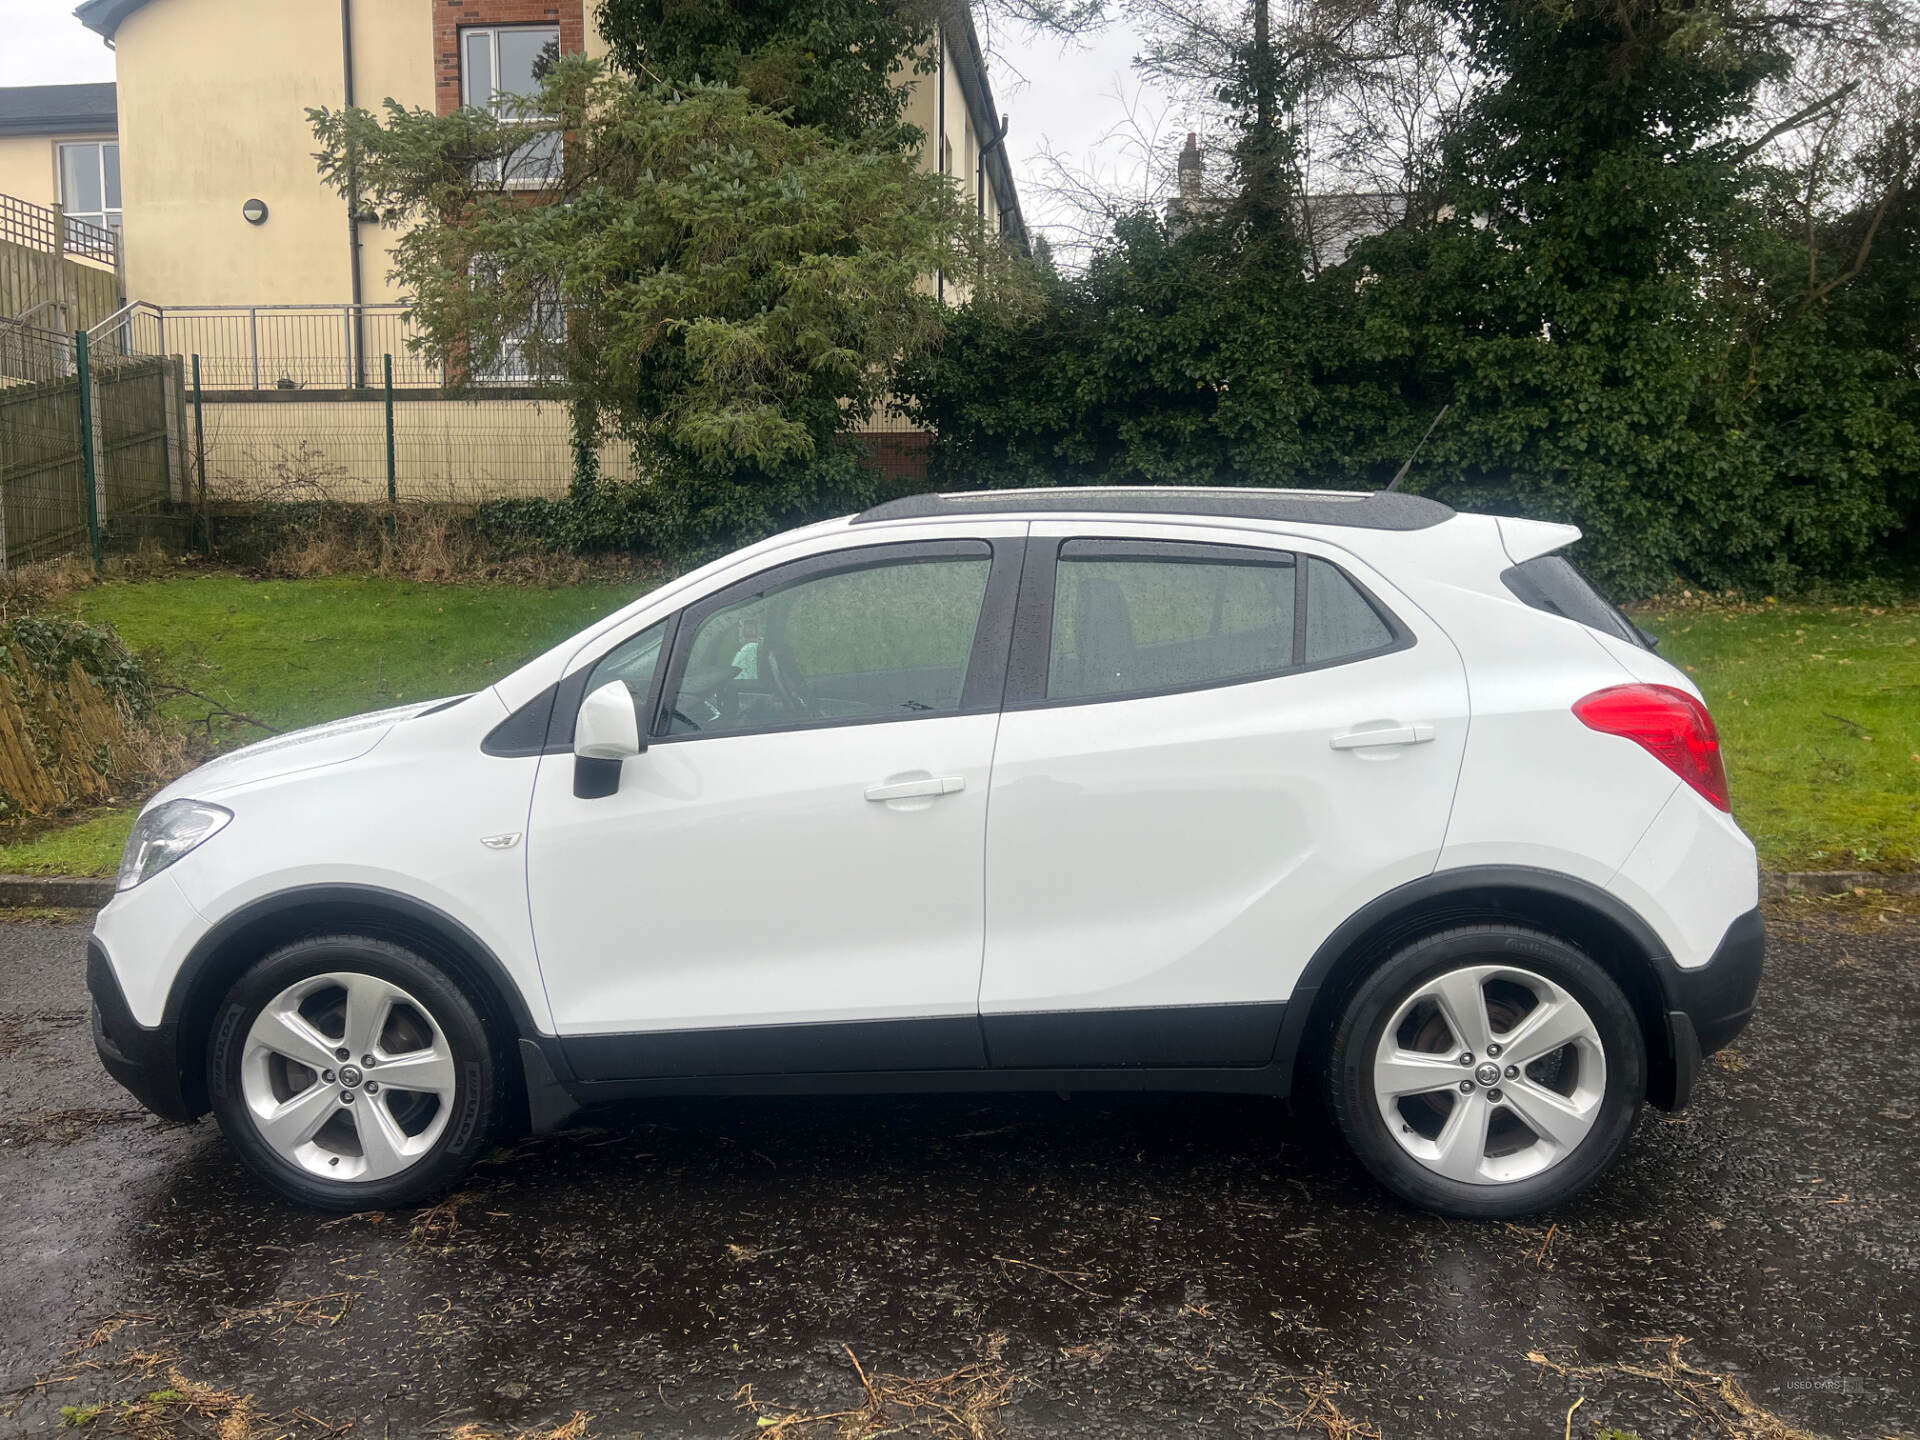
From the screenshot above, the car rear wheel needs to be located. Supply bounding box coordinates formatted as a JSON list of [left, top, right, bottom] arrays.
[[1328, 926, 1645, 1218], [208, 935, 500, 1211]]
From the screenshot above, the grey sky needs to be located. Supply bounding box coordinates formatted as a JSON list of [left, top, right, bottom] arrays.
[[0, 0, 115, 87], [0, 0, 1157, 247]]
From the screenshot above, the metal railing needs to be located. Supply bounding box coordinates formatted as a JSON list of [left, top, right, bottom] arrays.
[[0, 192, 117, 267], [88, 302, 462, 390], [85, 302, 559, 391], [0, 318, 76, 385]]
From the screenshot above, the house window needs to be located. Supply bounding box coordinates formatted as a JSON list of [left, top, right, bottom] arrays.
[[461, 24, 562, 185], [58, 142, 121, 236], [468, 258, 564, 382]]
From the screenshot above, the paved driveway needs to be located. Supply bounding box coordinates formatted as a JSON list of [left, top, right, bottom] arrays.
[[2, 903, 1915, 1438]]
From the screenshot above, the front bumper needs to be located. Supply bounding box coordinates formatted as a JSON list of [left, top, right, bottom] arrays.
[[1654, 906, 1764, 1110], [88, 938, 196, 1123]]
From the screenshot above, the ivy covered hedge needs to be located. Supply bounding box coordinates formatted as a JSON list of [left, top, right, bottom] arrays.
[[894, 1, 1920, 601]]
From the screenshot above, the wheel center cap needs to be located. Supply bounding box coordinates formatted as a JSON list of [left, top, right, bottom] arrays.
[[338, 1063, 364, 1089], [1474, 1061, 1501, 1087]]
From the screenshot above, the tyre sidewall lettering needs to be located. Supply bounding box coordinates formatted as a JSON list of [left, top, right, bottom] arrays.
[[446, 1058, 486, 1155], [208, 1002, 246, 1103]]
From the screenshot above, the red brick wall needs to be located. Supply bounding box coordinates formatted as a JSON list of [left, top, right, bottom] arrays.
[[857, 431, 932, 488], [435, 0, 586, 116]]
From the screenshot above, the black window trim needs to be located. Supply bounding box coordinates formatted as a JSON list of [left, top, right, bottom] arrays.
[[1003, 536, 1413, 711], [640, 537, 1024, 747]]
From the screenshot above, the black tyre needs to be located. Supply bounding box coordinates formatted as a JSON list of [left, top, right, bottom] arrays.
[[207, 935, 501, 1211], [1328, 925, 1645, 1219]]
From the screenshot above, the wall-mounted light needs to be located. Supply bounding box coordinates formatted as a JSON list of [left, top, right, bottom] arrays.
[[242, 198, 269, 225]]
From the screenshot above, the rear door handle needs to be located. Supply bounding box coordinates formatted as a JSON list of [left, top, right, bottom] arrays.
[[865, 775, 966, 801], [1330, 722, 1435, 750]]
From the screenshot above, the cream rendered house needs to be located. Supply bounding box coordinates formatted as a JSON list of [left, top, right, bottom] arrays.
[[0, 82, 120, 231], [69, 0, 1024, 313], [25, 0, 1020, 497]]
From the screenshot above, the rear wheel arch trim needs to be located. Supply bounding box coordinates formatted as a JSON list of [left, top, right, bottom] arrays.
[[166, 884, 557, 1114], [1277, 866, 1678, 1097]]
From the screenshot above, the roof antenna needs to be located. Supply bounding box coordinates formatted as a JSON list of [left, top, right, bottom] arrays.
[[1386, 403, 1450, 492]]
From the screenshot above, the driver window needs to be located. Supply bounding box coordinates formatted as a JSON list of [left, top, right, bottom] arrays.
[[664, 555, 991, 737]]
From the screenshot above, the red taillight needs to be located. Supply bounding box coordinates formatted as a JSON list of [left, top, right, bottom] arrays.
[[1572, 684, 1730, 811]]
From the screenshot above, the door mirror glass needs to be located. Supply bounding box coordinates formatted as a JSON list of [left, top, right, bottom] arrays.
[[574, 680, 642, 760]]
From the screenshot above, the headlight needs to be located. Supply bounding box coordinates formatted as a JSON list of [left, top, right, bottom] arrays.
[[117, 799, 232, 892]]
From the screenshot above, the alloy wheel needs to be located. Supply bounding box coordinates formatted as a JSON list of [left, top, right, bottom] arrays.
[[239, 971, 458, 1182], [1372, 963, 1607, 1186]]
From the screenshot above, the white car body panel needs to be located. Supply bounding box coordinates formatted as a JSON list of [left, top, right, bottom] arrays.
[[979, 521, 1470, 1017], [527, 710, 1002, 1035], [97, 688, 556, 1031], [1609, 787, 1760, 970]]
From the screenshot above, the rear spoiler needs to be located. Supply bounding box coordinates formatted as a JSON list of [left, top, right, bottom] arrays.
[[1496, 516, 1582, 565], [1495, 516, 1659, 651]]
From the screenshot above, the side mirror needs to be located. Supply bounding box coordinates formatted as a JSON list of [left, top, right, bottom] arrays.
[[573, 681, 641, 798]]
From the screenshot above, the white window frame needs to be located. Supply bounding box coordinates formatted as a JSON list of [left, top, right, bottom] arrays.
[[460, 23, 563, 189], [57, 141, 121, 235], [467, 257, 564, 383]]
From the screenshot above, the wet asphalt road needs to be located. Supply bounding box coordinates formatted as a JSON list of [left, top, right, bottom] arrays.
[[2, 906, 1916, 1439]]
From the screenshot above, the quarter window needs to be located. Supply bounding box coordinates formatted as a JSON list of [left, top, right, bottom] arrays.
[[1304, 556, 1394, 663], [58, 142, 120, 235], [1047, 543, 1297, 701], [664, 554, 992, 738]]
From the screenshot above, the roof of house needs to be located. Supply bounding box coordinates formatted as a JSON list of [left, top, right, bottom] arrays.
[[853, 488, 1455, 531], [0, 82, 117, 137], [73, 0, 149, 42]]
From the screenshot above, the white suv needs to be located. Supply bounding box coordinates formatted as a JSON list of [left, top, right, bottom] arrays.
[[89, 489, 1762, 1218]]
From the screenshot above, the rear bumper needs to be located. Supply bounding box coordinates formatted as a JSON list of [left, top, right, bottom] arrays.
[[1655, 906, 1764, 1110], [88, 937, 196, 1123]]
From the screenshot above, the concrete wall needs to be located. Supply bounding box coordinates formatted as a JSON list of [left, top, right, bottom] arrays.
[[197, 395, 637, 503]]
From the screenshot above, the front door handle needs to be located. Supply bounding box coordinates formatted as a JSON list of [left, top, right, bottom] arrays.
[[1330, 722, 1435, 750], [865, 775, 966, 801]]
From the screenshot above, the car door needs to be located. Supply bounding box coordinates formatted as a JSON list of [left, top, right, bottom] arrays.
[[979, 522, 1469, 1068], [525, 532, 1024, 1081]]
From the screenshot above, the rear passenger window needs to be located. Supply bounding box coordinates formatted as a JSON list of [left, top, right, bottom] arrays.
[[1305, 557, 1394, 663], [1043, 542, 1402, 703], [1048, 543, 1296, 700]]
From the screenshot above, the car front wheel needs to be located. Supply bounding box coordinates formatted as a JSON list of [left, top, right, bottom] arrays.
[[207, 935, 499, 1210], [1328, 925, 1646, 1218]]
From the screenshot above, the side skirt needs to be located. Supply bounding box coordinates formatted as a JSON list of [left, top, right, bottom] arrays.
[[562, 1062, 1295, 1105], [556, 1003, 1290, 1086], [532, 1002, 1296, 1119]]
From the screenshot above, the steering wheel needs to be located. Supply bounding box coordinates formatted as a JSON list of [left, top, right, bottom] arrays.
[[760, 639, 814, 715]]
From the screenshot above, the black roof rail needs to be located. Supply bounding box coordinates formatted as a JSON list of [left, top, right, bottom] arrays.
[[852, 486, 1454, 531]]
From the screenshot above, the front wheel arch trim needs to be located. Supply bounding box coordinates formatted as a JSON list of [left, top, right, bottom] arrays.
[[164, 884, 562, 1119]]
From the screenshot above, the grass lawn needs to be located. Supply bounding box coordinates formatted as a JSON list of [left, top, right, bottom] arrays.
[[1639, 602, 1920, 872], [0, 573, 644, 875], [67, 573, 640, 740], [0, 573, 1911, 877]]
